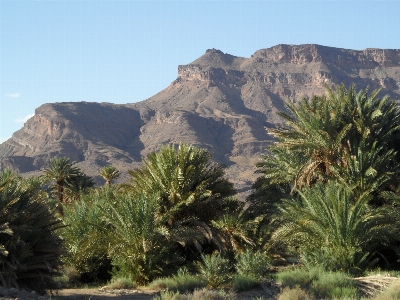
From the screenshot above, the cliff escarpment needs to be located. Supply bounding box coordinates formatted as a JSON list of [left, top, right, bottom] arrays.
[[2, 44, 400, 195]]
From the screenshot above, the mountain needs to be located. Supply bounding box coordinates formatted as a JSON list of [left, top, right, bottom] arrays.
[[1, 44, 400, 197]]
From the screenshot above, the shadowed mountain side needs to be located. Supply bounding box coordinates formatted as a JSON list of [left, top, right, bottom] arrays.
[[0, 102, 144, 173], [1, 44, 400, 197]]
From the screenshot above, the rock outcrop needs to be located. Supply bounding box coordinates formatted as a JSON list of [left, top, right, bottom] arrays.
[[1, 44, 400, 196]]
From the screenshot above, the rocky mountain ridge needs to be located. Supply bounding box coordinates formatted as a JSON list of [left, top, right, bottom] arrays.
[[2, 44, 400, 196]]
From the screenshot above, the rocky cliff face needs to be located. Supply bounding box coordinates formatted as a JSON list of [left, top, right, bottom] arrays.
[[2, 44, 400, 196]]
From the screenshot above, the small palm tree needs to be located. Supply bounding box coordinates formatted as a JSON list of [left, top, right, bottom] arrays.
[[42, 157, 81, 215], [0, 170, 64, 290], [99, 165, 120, 186], [64, 174, 95, 202], [124, 143, 237, 253], [272, 181, 398, 274]]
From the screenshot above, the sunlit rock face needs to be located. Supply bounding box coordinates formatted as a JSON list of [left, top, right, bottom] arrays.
[[2, 44, 400, 197]]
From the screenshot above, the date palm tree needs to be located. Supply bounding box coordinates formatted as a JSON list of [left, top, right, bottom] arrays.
[[42, 157, 81, 215], [124, 143, 237, 253], [0, 169, 64, 290], [272, 181, 398, 274], [99, 165, 120, 186], [258, 84, 400, 195], [64, 173, 95, 202]]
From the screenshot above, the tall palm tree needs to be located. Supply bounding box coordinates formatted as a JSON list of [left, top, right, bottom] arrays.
[[42, 157, 81, 215], [99, 165, 120, 186]]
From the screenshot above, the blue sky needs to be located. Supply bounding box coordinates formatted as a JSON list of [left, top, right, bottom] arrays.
[[1, 0, 399, 143]]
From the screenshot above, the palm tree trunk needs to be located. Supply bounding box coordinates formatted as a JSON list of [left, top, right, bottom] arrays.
[[57, 179, 64, 216]]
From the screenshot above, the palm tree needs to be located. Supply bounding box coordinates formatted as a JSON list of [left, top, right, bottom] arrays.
[[101, 193, 174, 284], [211, 201, 255, 253], [124, 143, 237, 254], [42, 157, 81, 215], [64, 174, 95, 202], [272, 181, 398, 274], [0, 170, 64, 289], [99, 165, 120, 186], [258, 84, 400, 194]]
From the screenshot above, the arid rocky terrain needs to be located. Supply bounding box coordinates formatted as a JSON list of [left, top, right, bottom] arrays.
[[1, 44, 400, 197]]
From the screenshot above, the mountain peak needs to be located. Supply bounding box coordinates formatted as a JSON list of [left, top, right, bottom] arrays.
[[2, 44, 400, 198]]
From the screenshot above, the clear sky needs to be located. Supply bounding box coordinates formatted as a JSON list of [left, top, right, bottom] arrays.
[[1, 0, 399, 143]]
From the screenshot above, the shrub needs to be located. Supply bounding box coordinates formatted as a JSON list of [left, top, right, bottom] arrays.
[[188, 288, 236, 300], [311, 270, 356, 299], [231, 274, 258, 292], [153, 289, 184, 300], [196, 253, 231, 288], [148, 274, 206, 293], [373, 280, 400, 300], [275, 267, 357, 299], [235, 250, 270, 280], [275, 267, 314, 289], [108, 277, 136, 289], [277, 285, 311, 300]]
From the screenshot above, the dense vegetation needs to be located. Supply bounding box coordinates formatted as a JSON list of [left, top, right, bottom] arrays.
[[2, 84, 400, 299]]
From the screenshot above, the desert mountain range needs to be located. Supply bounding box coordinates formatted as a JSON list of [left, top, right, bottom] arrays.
[[1, 44, 400, 197]]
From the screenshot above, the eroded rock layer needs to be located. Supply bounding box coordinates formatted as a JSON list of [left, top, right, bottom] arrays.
[[2, 44, 400, 196]]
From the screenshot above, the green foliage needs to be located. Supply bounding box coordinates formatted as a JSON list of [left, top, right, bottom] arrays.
[[108, 277, 136, 289], [275, 267, 314, 289], [195, 253, 231, 289], [148, 274, 206, 293], [153, 290, 184, 300], [211, 200, 255, 253], [235, 250, 270, 280], [188, 288, 236, 300], [103, 193, 175, 285], [277, 285, 311, 300], [61, 188, 112, 282], [272, 182, 398, 274], [42, 157, 83, 215], [153, 288, 236, 300], [231, 274, 258, 292], [0, 170, 64, 291], [125, 143, 237, 254], [276, 267, 356, 300], [373, 280, 400, 300], [253, 84, 400, 204], [64, 173, 95, 202], [310, 270, 357, 299], [99, 165, 121, 186]]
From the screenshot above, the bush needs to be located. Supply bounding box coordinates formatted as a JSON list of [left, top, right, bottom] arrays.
[[231, 274, 258, 292], [196, 253, 231, 289], [148, 274, 206, 293], [153, 290, 184, 300], [235, 250, 270, 280], [373, 280, 400, 300], [277, 285, 311, 300], [310, 270, 356, 299], [275, 267, 314, 289], [108, 277, 136, 289], [188, 288, 236, 300], [275, 267, 357, 299]]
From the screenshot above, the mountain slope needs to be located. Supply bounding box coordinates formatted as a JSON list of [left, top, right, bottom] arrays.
[[1, 44, 400, 195]]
